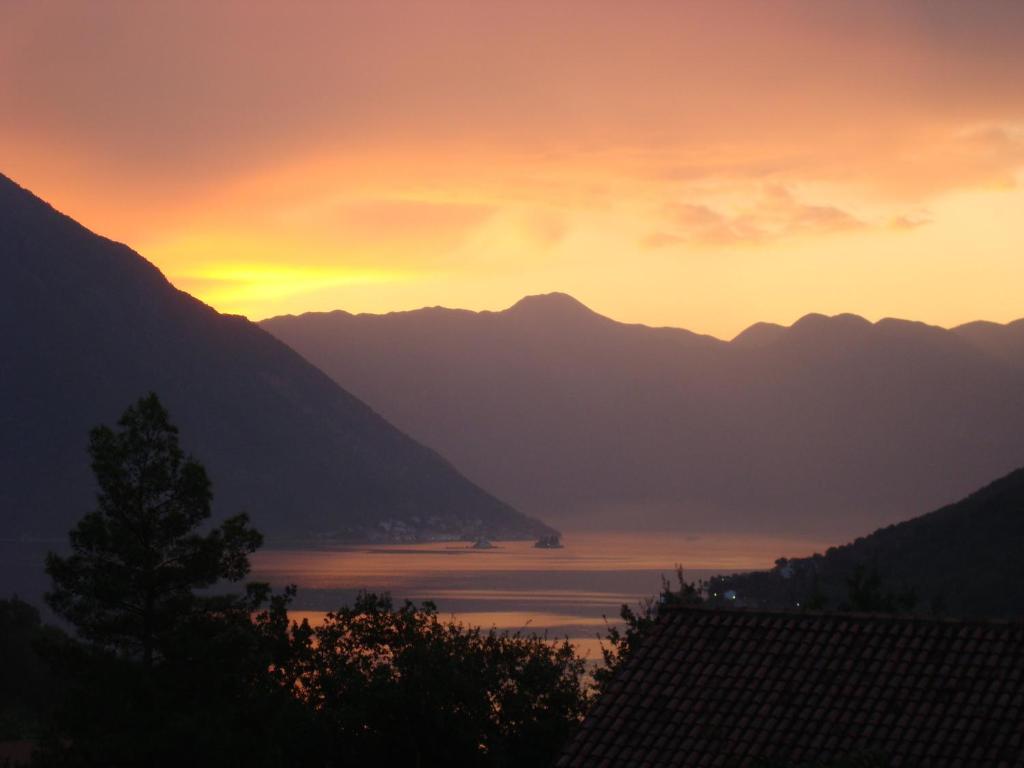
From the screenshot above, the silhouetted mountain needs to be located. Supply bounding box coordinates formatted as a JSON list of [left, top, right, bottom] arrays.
[[262, 296, 1024, 536], [506, 292, 603, 321], [0, 173, 550, 542], [952, 318, 1024, 368], [729, 321, 787, 349], [711, 466, 1024, 617]]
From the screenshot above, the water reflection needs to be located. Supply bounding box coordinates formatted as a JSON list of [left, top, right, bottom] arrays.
[[251, 531, 826, 661]]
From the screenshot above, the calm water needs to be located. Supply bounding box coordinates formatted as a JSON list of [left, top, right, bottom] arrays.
[[250, 531, 828, 660]]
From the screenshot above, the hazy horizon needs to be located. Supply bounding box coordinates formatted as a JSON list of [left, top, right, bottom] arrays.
[[256, 289, 1024, 342], [4, 2, 1024, 337]]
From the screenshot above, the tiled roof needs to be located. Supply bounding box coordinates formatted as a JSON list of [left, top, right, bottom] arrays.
[[561, 608, 1024, 767]]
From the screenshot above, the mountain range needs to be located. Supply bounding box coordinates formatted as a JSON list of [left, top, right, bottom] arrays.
[[262, 293, 1024, 537], [0, 173, 550, 543]]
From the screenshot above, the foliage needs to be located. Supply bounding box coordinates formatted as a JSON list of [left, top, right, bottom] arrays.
[[33, 588, 320, 768], [293, 592, 590, 767], [45, 393, 263, 667], [840, 564, 917, 614], [0, 598, 67, 741], [30, 393, 590, 767], [709, 466, 1024, 618], [35, 394, 318, 767], [594, 566, 703, 692]]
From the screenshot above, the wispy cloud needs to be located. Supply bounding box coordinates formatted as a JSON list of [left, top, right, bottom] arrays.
[[644, 185, 865, 248], [888, 214, 931, 231]]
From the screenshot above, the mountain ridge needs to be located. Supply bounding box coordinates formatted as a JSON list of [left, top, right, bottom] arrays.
[[0, 172, 551, 543], [264, 296, 1024, 350], [262, 293, 1024, 537]]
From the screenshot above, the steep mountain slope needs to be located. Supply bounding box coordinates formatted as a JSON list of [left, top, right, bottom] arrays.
[[0, 173, 549, 542], [262, 295, 1024, 537], [712, 466, 1024, 617]]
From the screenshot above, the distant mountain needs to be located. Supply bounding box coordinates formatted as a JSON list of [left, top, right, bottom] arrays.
[[711, 466, 1024, 617], [0, 173, 550, 542], [952, 318, 1024, 368], [262, 293, 1024, 537]]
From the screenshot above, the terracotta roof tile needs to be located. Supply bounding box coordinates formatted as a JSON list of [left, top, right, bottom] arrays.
[[560, 608, 1024, 767]]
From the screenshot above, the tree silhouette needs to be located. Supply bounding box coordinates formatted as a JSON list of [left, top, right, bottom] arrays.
[[36, 394, 318, 767], [0, 598, 66, 741], [34, 393, 589, 766], [298, 593, 589, 767], [45, 393, 262, 667], [840, 564, 917, 614]]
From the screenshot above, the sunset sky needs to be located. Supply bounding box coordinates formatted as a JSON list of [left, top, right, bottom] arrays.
[[3, 1, 1023, 338]]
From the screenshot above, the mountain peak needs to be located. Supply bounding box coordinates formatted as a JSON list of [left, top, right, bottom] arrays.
[[792, 312, 870, 328], [731, 313, 872, 347], [789, 312, 872, 336], [731, 321, 787, 348], [505, 292, 600, 320]]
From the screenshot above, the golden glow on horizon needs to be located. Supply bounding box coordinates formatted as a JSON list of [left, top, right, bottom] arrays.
[[144, 229, 416, 315], [171, 263, 413, 315], [2, 2, 1024, 335]]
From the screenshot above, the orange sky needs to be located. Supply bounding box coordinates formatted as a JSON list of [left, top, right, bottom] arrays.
[[2, 1, 1023, 338]]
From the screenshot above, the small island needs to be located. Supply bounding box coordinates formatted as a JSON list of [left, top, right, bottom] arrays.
[[533, 534, 563, 549]]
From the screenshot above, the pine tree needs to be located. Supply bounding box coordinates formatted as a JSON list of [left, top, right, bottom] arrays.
[[45, 393, 263, 666]]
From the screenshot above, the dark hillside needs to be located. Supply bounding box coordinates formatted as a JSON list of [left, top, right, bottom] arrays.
[[711, 467, 1024, 617], [0, 172, 549, 543]]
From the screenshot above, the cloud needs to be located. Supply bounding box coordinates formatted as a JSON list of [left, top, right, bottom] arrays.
[[316, 200, 495, 244], [5, 1, 1024, 334], [670, 203, 766, 245], [5, 3, 1024, 203], [525, 210, 568, 248], [645, 186, 866, 248], [948, 124, 1024, 188], [888, 214, 931, 231]]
